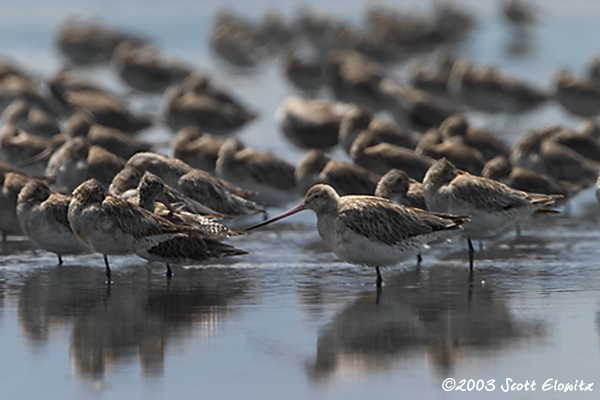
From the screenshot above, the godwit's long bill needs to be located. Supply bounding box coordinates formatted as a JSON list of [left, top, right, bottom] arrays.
[[247, 184, 469, 287]]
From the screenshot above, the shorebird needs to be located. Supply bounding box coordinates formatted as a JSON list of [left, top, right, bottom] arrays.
[[68, 178, 247, 281], [375, 168, 427, 210], [17, 179, 89, 264], [554, 69, 600, 118], [422, 158, 561, 270], [337, 106, 419, 156], [482, 155, 586, 207], [209, 10, 264, 67], [416, 128, 486, 175], [324, 49, 386, 112], [172, 126, 226, 172], [0, 74, 58, 116], [2, 98, 61, 138], [182, 73, 252, 111], [546, 125, 600, 162], [112, 41, 192, 94], [0, 170, 32, 240], [275, 96, 355, 150], [48, 70, 153, 133], [124, 152, 266, 218], [438, 114, 509, 161], [162, 84, 257, 134], [284, 51, 324, 95], [65, 111, 152, 159], [378, 77, 456, 130], [510, 126, 600, 186], [0, 124, 50, 176], [349, 135, 433, 181], [131, 171, 240, 239], [447, 60, 547, 113], [215, 137, 297, 206], [410, 49, 458, 99], [111, 166, 223, 217], [294, 148, 381, 196], [55, 18, 146, 67], [45, 137, 126, 193], [248, 183, 469, 287]]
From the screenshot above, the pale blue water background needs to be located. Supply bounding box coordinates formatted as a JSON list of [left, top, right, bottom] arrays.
[[1, 1, 600, 399]]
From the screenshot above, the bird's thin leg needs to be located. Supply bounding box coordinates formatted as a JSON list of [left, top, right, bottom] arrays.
[[468, 268, 474, 303], [468, 237, 475, 271], [103, 255, 112, 284], [376, 266, 383, 287], [57, 254, 63, 266], [165, 263, 173, 277]]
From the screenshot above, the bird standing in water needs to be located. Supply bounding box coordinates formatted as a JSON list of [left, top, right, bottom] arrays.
[[248, 184, 469, 287]]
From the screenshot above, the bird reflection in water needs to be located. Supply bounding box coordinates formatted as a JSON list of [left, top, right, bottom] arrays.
[[305, 265, 546, 381], [16, 264, 254, 379]]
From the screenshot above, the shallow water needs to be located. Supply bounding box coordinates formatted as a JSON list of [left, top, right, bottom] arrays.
[[2, 0, 600, 399]]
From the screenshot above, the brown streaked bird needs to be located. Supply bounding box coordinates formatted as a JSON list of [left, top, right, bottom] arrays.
[[124, 152, 266, 218], [65, 111, 152, 159], [131, 171, 240, 238], [110, 166, 223, 217], [67, 178, 247, 281], [0, 74, 59, 115], [248, 184, 469, 287], [284, 51, 324, 95], [120, 152, 194, 189], [45, 137, 126, 193], [438, 114, 509, 161], [275, 96, 355, 150], [416, 128, 486, 175], [48, 70, 152, 133], [324, 49, 386, 112], [172, 126, 226, 173], [0, 171, 33, 240], [2, 98, 61, 138], [447, 60, 547, 113], [510, 126, 600, 186], [482, 155, 586, 207], [209, 10, 264, 67], [162, 84, 257, 135], [545, 125, 600, 162], [378, 77, 457, 130], [215, 137, 297, 207], [554, 69, 600, 118], [337, 106, 419, 156], [349, 134, 433, 181], [112, 41, 192, 94], [54, 18, 146, 67], [410, 49, 459, 99], [0, 124, 50, 176], [16, 179, 89, 264], [182, 73, 252, 112], [423, 158, 561, 270], [375, 168, 427, 210], [294, 148, 381, 197]]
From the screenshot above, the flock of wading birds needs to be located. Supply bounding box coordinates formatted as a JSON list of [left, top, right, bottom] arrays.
[[1, 3, 600, 287]]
